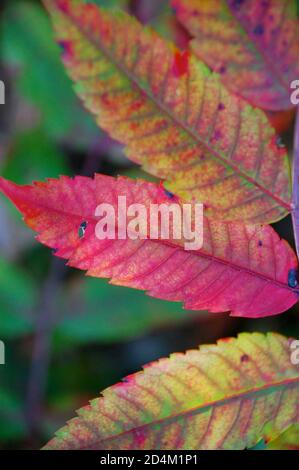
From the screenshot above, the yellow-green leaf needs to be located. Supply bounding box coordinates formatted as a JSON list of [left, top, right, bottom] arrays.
[[44, 0, 292, 223], [44, 333, 299, 450]]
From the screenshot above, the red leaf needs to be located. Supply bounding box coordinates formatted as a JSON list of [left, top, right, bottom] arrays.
[[0, 175, 298, 318]]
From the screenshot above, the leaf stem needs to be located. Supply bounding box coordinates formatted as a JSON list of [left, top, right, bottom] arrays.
[[25, 257, 66, 438], [291, 106, 299, 259]]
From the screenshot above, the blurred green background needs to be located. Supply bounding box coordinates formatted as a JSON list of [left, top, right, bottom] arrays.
[[0, 0, 299, 450]]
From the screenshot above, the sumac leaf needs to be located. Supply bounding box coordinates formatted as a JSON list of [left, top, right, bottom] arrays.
[[173, 0, 299, 111], [43, 0, 292, 223], [43, 333, 299, 450], [0, 174, 298, 318]]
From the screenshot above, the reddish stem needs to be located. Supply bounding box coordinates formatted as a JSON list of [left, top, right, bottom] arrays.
[[291, 106, 299, 259]]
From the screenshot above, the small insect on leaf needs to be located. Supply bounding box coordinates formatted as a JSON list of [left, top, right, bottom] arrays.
[[78, 221, 88, 239]]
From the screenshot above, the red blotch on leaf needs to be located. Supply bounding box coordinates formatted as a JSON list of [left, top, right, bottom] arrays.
[[172, 50, 190, 78], [56, 0, 71, 14], [241, 354, 250, 363], [135, 430, 146, 447], [129, 100, 144, 113], [266, 108, 295, 134]]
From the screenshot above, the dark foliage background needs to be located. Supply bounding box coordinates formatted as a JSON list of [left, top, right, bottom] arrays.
[[0, 0, 298, 450]]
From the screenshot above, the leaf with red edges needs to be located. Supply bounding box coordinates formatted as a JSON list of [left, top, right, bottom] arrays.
[[43, 0, 292, 224], [0, 174, 298, 318], [43, 332, 299, 450], [173, 0, 299, 111]]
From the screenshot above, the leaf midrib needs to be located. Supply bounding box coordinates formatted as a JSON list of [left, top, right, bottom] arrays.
[[55, 5, 291, 212], [9, 183, 297, 294], [69, 375, 299, 449]]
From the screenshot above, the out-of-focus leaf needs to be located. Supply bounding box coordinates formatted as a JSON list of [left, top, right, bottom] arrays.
[[2, 0, 97, 140], [44, 333, 299, 450], [0, 388, 26, 442], [0, 257, 36, 338], [0, 199, 35, 260], [56, 278, 202, 344], [2, 128, 69, 184]]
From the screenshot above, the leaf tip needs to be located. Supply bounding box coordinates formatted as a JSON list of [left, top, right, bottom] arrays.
[[0, 176, 17, 198]]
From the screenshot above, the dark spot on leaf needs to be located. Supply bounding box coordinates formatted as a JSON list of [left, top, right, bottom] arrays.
[[219, 65, 226, 74], [253, 24, 264, 35], [58, 40, 73, 60], [241, 354, 250, 363], [276, 136, 285, 149], [164, 189, 175, 199], [288, 268, 298, 288], [258, 240, 263, 247], [231, 0, 246, 9], [78, 221, 88, 239], [213, 130, 222, 141], [58, 41, 67, 51], [218, 103, 225, 111]]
